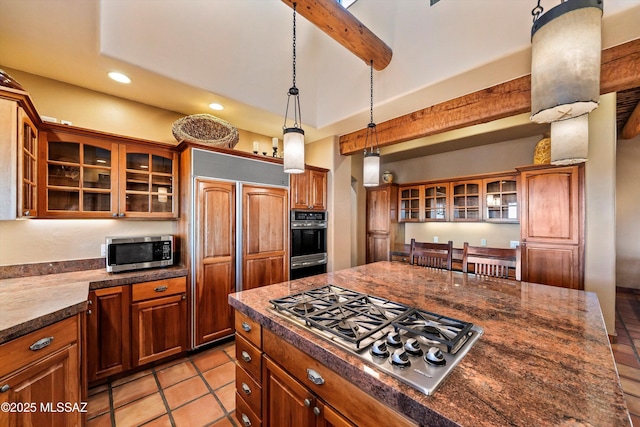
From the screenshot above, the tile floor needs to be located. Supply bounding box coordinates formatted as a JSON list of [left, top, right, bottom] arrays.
[[87, 288, 640, 427], [87, 340, 237, 427], [614, 288, 640, 426]]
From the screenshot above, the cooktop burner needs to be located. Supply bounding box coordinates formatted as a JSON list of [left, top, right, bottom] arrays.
[[269, 285, 483, 395]]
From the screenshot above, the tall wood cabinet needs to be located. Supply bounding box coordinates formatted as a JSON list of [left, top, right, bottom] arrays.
[[366, 184, 404, 263], [290, 167, 328, 211], [0, 89, 39, 219], [519, 164, 584, 289]]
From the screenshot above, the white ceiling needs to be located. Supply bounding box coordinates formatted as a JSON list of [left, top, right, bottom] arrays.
[[1, 0, 639, 145]]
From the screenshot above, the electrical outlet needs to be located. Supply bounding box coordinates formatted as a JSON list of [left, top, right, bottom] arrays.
[[480, 238, 487, 246], [433, 236, 438, 243], [100, 244, 106, 257], [510, 240, 520, 248], [60, 119, 73, 126]]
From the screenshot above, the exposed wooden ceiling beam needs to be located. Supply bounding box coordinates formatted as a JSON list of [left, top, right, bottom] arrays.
[[621, 101, 640, 139], [340, 38, 640, 155], [281, 0, 392, 70]]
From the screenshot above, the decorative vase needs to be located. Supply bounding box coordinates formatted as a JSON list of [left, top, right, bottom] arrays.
[[382, 171, 394, 184]]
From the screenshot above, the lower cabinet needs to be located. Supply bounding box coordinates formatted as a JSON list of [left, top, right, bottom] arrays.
[[87, 277, 187, 384], [0, 315, 81, 427], [131, 278, 187, 366], [232, 308, 417, 427]]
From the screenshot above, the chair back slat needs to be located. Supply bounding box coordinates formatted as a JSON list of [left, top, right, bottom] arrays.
[[462, 242, 521, 280], [410, 239, 453, 270]]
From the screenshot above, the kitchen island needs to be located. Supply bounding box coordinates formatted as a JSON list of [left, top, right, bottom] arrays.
[[228, 261, 630, 427]]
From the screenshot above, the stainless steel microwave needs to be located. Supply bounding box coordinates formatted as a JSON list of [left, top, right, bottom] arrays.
[[106, 235, 174, 273]]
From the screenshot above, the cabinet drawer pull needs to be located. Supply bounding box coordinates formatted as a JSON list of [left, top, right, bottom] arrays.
[[87, 309, 92, 315], [241, 321, 251, 332], [24, 211, 31, 217], [29, 336, 53, 351], [241, 351, 252, 362], [241, 413, 252, 427], [0, 384, 9, 393], [241, 382, 252, 395], [304, 398, 312, 407], [313, 406, 321, 416], [154, 286, 168, 292], [306, 368, 325, 385]]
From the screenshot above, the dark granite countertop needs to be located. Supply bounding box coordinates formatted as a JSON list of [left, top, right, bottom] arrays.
[[0, 266, 187, 344], [228, 261, 630, 427]]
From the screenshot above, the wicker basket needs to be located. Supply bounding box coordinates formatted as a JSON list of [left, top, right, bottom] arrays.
[[172, 114, 239, 148]]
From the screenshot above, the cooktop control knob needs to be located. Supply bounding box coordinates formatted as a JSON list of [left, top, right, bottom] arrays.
[[386, 331, 403, 347], [404, 338, 423, 356], [425, 346, 446, 366], [390, 348, 411, 368], [371, 340, 390, 358]]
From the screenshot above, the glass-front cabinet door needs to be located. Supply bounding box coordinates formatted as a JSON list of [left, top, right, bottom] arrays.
[[42, 131, 117, 217], [423, 183, 448, 221], [398, 185, 421, 222], [451, 180, 481, 221], [484, 175, 518, 222], [18, 109, 38, 217], [119, 146, 177, 218]]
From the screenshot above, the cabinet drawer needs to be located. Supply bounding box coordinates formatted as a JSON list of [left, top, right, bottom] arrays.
[[236, 391, 262, 427], [263, 329, 418, 427], [235, 311, 262, 348], [131, 277, 186, 302], [236, 364, 262, 417], [0, 315, 78, 378], [236, 334, 262, 382]]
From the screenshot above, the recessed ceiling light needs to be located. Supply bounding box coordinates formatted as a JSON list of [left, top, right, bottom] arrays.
[[209, 103, 224, 111], [108, 72, 131, 84]]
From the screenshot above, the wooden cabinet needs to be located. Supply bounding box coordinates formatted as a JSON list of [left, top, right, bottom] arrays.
[[519, 164, 584, 289], [0, 315, 81, 427], [262, 329, 416, 427], [87, 286, 131, 383], [398, 183, 449, 222], [131, 278, 187, 367], [366, 184, 404, 263], [39, 125, 178, 218], [291, 167, 328, 211], [242, 185, 288, 290], [194, 179, 236, 347], [0, 94, 38, 219], [235, 311, 264, 427], [483, 175, 519, 223], [451, 179, 481, 221], [398, 185, 420, 222]]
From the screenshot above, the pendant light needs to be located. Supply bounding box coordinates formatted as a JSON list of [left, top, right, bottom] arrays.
[[282, 3, 305, 174], [363, 60, 380, 187], [550, 114, 589, 165], [529, 0, 602, 123]]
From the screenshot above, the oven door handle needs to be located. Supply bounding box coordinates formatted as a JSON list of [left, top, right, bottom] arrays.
[[291, 255, 327, 269]]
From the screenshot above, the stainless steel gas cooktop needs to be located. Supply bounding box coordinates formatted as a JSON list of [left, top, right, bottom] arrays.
[[269, 285, 483, 396]]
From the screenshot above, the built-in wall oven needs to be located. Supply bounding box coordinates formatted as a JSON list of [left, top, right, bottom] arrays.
[[290, 211, 327, 279]]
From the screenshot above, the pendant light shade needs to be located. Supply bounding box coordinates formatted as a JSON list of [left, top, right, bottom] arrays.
[[550, 113, 589, 165], [363, 61, 380, 187], [530, 0, 602, 123], [283, 127, 305, 173], [282, 3, 305, 174]]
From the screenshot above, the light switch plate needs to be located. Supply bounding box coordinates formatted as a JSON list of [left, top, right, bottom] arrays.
[[100, 244, 106, 257], [480, 238, 487, 246], [433, 236, 439, 243]]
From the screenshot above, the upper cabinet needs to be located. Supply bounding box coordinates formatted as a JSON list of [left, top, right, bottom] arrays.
[[290, 167, 328, 211], [451, 179, 481, 221], [483, 175, 519, 223], [39, 126, 178, 219], [398, 183, 448, 222], [0, 91, 39, 219]]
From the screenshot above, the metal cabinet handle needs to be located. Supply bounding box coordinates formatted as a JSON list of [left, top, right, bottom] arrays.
[[241, 321, 251, 332], [313, 406, 321, 416], [24, 211, 30, 217], [118, 213, 125, 217], [155, 286, 168, 292], [241, 351, 252, 362], [0, 384, 9, 393], [306, 368, 325, 385], [87, 309, 92, 315], [241, 383, 251, 395], [112, 213, 118, 218], [304, 398, 312, 407], [241, 413, 252, 427], [29, 336, 53, 351]]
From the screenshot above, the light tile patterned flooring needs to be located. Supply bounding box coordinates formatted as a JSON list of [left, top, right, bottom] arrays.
[[87, 288, 640, 427], [87, 340, 237, 427], [614, 288, 640, 427]]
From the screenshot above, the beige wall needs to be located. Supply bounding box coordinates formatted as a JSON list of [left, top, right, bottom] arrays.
[[585, 93, 617, 335], [0, 68, 278, 266], [617, 134, 640, 289]]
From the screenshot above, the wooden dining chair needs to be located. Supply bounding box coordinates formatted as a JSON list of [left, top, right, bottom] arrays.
[[462, 242, 521, 280], [409, 238, 453, 270]]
